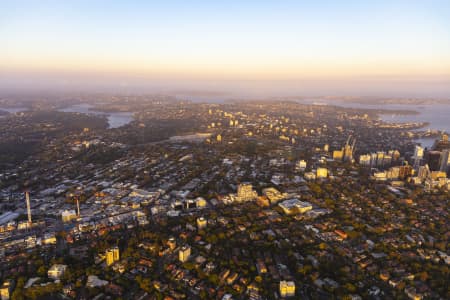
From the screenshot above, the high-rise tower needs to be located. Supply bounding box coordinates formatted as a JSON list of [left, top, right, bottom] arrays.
[[343, 135, 356, 162], [413, 145, 424, 170], [106, 247, 120, 266], [439, 150, 450, 173], [25, 191, 32, 224], [76, 197, 80, 217]]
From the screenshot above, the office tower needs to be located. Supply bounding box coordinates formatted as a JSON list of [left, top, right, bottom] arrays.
[[387, 167, 400, 179], [360, 151, 396, 168], [369, 153, 377, 167], [179, 245, 191, 262], [418, 164, 430, 180], [432, 133, 450, 151], [414, 145, 424, 159], [399, 164, 413, 179], [106, 249, 114, 266], [333, 150, 343, 161], [359, 154, 371, 167], [413, 145, 424, 169], [376, 152, 385, 167], [279, 280, 296, 297], [427, 151, 442, 171], [316, 168, 328, 178], [112, 247, 119, 261], [343, 144, 353, 162], [197, 217, 207, 230], [343, 136, 356, 162], [333, 136, 356, 162], [106, 247, 120, 266], [383, 154, 393, 166], [439, 150, 450, 172], [236, 183, 257, 202]]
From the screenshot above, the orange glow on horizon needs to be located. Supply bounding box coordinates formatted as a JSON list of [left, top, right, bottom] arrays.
[[2, 55, 450, 81]]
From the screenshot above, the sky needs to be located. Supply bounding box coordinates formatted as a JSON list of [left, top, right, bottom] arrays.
[[1, 0, 450, 97]]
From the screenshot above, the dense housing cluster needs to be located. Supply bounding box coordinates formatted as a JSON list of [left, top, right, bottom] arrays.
[[0, 96, 448, 300]]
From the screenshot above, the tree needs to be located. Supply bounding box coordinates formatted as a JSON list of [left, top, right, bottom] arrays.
[[319, 243, 328, 250], [343, 282, 357, 293], [11, 277, 26, 300], [37, 265, 47, 277], [208, 274, 219, 285]]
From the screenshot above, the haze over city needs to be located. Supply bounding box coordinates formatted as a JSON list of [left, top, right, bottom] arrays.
[[1, 0, 450, 97], [1, 2, 450, 300]]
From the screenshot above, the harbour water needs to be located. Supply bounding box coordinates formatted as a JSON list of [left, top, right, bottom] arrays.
[[0, 107, 27, 114], [298, 99, 450, 148], [2, 101, 449, 145], [58, 104, 134, 128], [0, 104, 134, 128]]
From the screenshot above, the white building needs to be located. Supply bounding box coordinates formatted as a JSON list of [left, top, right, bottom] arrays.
[[295, 160, 307, 171], [48, 264, 67, 280], [279, 280, 296, 297], [414, 145, 424, 159], [86, 275, 108, 288], [42, 233, 57, 245], [61, 210, 77, 222], [278, 199, 312, 215]]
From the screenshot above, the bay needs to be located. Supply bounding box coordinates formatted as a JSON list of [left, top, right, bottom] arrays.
[[59, 104, 134, 129]]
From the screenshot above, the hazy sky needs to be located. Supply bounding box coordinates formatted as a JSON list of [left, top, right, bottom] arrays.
[[1, 0, 450, 97]]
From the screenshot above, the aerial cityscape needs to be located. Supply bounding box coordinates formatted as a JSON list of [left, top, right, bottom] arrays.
[[1, 1, 449, 300]]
